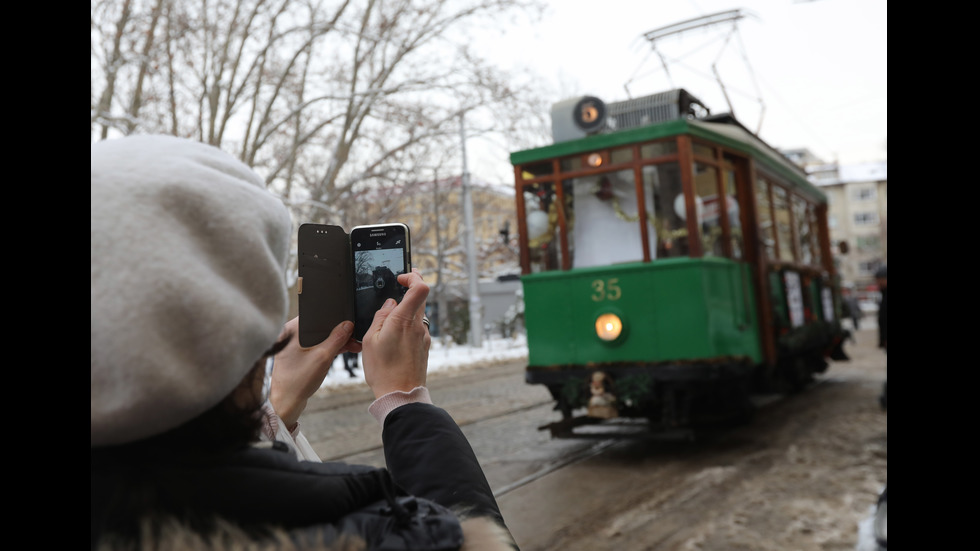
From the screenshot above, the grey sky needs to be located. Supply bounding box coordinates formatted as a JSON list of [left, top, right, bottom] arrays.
[[467, 0, 886, 183]]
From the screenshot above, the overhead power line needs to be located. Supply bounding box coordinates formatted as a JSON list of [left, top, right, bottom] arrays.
[[635, 9, 767, 133], [642, 9, 749, 42]]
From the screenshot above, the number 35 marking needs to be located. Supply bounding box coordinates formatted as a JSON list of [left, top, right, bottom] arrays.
[[591, 278, 622, 301]]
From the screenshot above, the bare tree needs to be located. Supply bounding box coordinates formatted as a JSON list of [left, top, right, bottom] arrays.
[[91, 0, 136, 139], [91, 0, 550, 215], [93, 0, 554, 318]]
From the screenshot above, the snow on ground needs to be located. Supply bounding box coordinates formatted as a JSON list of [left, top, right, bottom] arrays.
[[320, 332, 529, 389], [855, 504, 882, 551]]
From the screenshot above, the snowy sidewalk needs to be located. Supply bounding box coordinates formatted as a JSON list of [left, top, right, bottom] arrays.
[[319, 333, 529, 390]]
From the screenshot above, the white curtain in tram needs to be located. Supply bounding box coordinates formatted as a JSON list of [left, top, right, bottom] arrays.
[[572, 172, 657, 268]]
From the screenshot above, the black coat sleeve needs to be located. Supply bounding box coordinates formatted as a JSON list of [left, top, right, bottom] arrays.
[[381, 403, 505, 525]]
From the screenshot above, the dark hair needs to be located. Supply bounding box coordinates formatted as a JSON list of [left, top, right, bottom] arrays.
[[92, 339, 289, 546]]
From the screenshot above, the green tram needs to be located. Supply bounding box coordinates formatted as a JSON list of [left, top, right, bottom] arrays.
[[510, 89, 849, 437]]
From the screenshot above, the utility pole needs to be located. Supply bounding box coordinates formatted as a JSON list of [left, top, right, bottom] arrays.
[[460, 112, 483, 347]]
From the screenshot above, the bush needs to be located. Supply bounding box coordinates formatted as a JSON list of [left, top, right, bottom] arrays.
[[447, 300, 470, 345]]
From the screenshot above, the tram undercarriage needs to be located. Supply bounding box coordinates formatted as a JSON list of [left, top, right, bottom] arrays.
[[532, 348, 839, 439], [531, 361, 758, 438]]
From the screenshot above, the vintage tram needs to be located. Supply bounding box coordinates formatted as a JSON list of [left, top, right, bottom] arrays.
[[510, 89, 849, 437]]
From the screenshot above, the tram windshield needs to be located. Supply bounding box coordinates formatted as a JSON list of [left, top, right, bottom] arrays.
[[524, 182, 560, 273], [523, 162, 691, 272], [643, 162, 688, 258]]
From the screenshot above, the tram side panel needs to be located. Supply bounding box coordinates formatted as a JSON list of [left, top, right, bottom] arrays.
[[523, 258, 761, 369], [523, 258, 763, 421], [759, 266, 846, 393]]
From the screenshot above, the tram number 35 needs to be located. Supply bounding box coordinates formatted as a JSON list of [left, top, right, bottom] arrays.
[[591, 278, 622, 302]]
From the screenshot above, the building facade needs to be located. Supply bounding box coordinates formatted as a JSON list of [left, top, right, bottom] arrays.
[[350, 176, 523, 341]]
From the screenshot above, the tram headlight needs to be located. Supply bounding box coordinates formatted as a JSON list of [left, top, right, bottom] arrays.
[[595, 313, 623, 342]]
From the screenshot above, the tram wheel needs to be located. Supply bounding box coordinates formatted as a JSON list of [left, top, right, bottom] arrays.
[[547, 385, 575, 420]]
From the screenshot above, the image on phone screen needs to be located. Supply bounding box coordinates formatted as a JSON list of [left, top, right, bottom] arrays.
[[352, 226, 409, 341]]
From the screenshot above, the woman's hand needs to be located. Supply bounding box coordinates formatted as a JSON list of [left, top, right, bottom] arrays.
[[361, 269, 431, 400], [269, 316, 361, 430]]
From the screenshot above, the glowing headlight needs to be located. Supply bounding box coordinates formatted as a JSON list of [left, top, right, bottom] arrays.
[[595, 313, 623, 341]]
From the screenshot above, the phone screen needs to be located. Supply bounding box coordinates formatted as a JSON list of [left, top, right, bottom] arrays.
[[351, 224, 411, 341]]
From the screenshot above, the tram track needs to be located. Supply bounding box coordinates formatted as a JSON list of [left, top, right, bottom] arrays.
[[323, 398, 554, 463], [487, 377, 833, 498], [492, 439, 617, 498], [315, 362, 833, 507]]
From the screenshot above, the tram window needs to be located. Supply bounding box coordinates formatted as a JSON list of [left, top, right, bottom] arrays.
[[755, 177, 776, 260], [640, 140, 677, 159], [808, 208, 823, 267], [567, 168, 651, 268], [560, 156, 581, 172], [521, 161, 553, 180], [643, 162, 687, 258], [523, 182, 562, 272], [694, 162, 724, 257], [610, 146, 633, 164], [793, 195, 814, 265], [723, 168, 743, 260], [693, 141, 715, 159], [772, 185, 796, 262]]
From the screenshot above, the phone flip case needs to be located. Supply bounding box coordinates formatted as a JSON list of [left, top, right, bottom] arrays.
[[297, 224, 354, 347]]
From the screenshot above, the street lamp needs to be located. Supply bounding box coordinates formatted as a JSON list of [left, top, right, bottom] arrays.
[[460, 112, 483, 347]]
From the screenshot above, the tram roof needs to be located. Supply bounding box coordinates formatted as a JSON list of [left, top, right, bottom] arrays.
[[510, 116, 826, 203]]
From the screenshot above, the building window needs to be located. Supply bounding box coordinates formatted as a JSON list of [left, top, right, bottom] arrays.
[[855, 235, 881, 252], [858, 260, 882, 275], [854, 212, 879, 225], [851, 186, 877, 201]]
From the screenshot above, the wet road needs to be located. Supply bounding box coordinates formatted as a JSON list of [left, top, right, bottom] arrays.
[[299, 358, 583, 487]]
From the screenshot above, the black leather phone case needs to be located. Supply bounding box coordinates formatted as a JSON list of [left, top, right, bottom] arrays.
[[297, 224, 354, 347]]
